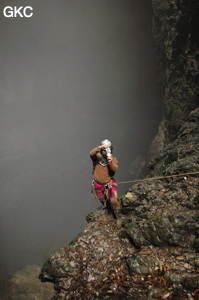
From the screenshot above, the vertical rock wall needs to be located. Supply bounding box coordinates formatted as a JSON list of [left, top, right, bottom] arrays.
[[152, 0, 199, 142]]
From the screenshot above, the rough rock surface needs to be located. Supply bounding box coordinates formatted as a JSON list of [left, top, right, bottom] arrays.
[[152, 0, 199, 142], [39, 108, 199, 299]]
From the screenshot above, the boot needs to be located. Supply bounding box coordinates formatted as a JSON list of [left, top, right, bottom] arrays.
[[113, 206, 123, 227]]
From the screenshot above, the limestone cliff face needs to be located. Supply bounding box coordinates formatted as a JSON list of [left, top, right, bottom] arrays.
[[152, 0, 199, 142]]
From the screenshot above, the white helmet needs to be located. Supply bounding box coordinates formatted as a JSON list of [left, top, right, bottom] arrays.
[[101, 139, 111, 147]]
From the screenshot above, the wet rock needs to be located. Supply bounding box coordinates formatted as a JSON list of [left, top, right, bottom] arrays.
[[86, 207, 103, 222], [126, 254, 155, 275], [125, 210, 199, 248], [124, 220, 150, 248], [39, 248, 79, 282], [194, 238, 199, 253], [120, 192, 140, 215], [165, 273, 199, 290], [164, 272, 187, 286], [195, 256, 199, 267], [193, 192, 199, 209]]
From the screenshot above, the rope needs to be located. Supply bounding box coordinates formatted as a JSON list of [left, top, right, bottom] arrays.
[[117, 171, 199, 185]]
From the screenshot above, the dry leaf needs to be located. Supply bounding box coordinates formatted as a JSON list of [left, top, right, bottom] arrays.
[[139, 250, 152, 255], [164, 262, 170, 271], [153, 293, 163, 299], [160, 276, 167, 286], [176, 256, 185, 260], [193, 289, 199, 295]]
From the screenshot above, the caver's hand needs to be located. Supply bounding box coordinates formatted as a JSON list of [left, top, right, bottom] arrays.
[[100, 143, 110, 150], [107, 153, 113, 162]]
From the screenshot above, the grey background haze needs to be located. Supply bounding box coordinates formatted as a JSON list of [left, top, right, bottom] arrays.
[[0, 0, 160, 276]]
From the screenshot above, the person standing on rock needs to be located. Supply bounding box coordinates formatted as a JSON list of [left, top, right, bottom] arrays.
[[90, 139, 121, 220]]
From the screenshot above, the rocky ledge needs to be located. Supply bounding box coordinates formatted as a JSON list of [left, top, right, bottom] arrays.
[[39, 107, 199, 299]]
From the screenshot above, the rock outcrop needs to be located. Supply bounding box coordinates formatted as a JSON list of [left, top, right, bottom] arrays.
[[39, 107, 199, 299]]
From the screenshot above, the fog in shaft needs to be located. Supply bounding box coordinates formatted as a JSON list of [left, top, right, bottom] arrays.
[[0, 0, 160, 276]]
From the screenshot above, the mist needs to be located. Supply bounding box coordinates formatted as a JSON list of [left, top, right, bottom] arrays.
[[0, 0, 160, 276]]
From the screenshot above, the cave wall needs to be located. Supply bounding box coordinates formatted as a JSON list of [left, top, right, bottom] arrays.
[[152, 0, 199, 142]]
